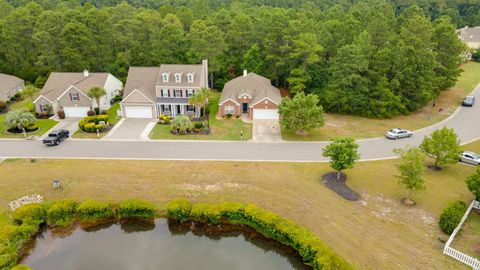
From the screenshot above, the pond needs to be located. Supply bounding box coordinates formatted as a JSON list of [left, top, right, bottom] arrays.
[[21, 219, 311, 270]]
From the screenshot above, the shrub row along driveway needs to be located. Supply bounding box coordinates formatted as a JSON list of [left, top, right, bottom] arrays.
[[1, 84, 480, 161]]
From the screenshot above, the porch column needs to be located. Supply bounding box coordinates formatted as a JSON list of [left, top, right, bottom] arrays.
[[158, 104, 163, 116]]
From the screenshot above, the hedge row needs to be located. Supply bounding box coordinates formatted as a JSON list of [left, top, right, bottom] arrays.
[[167, 199, 353, 270], [439, 201, 467, 235], [1, 199, 155, 270]]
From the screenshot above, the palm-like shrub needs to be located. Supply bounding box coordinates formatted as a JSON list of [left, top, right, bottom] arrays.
[[171, 114, 193, 134], [5, 109, 36, 132], [188, 88, 211, 117], [87, 87, 106, 114]]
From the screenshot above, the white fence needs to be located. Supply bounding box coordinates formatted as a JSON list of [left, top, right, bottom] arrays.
[[443, 200, 480, 270]]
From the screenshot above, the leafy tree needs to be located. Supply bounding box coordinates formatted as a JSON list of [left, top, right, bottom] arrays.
[[322, 137, 360, 180], [171, 114, 193, 134], [242, 44, 265, 74], [278, 92, 324, 134], [21, 84, 39, 101], [87, 87, 106, 114], [5, 109, 36, 136], [466, 167, 480, 200], [420, 127, 460, 169], [288, 33, 323, 93], [395, 147, 425, 200]]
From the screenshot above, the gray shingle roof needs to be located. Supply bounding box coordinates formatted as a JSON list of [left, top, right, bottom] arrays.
[[123, 67, 159, 102], [219, 72, 282, 105], [156, 64, 205, 87], [0, 73, 23, 94], [457, 26, 480, 43], [40, 72, 110, 102]]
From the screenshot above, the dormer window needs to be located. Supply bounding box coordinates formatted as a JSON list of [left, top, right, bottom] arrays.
[[174, 73, 181, 83], [187, 73, 194, 83], [162, 73, 169, 83]]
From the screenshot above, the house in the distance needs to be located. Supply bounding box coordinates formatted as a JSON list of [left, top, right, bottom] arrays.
[[33, 70, 122, 117], [120, 59, 208, 118], [0, 73, 24, 102], [457, 26, 480, 49], [218, 70, 281, 120]]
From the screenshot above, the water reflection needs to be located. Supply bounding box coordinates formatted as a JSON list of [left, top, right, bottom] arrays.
[[21, 219, 311, 270]]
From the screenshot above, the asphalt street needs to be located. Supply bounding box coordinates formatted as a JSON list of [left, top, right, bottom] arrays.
[[0, 84, 479, 162]]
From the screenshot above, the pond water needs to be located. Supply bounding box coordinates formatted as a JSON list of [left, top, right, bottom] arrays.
[[21, 219, 311, 270]]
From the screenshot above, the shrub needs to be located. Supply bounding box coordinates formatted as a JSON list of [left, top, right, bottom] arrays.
[[12, 204, 46, 225], [24, 123, 38, 131], [100, 110, 108, 115], [190, 203, 221, 224], [194, 122, 204, 129], [96, 114, 108, 123], [94, 108, 100, 115], [87, 110, 95, 116], [84, 122, 96, 132], [11, 264, 32, 270], [0, 100, 6, 112], [225, 113, 232, 119], [46, 200, 78, 227], [57, 110, 65, 119], [95, 123, 105, 131], [170, 114, 193, 134], [77, 200, 114, 221], [166, 199, 192, 222], [439, 201, 467, 235], [0, 224, 38, 269], [118, 199, 155, 219], [159, 114, 172, 125]]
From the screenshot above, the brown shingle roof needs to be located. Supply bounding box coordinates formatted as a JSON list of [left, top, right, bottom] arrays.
[[219, 72, 282, 105], [457, 26, 480, 43], [123, 67, 159, 103], [156, 64, 205, 87], [40, 72, 110, 101], [0, 73, 24, 94]]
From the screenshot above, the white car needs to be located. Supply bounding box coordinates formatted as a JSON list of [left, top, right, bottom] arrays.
[[459, 151, 480, 165], [385, 128, 413, 140]]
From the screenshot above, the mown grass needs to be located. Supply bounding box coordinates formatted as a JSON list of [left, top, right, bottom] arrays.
[[283, 62, 480, 141], [149, 91, 252, 140], [0, 156, 475, 269], [451, 211, 480, 260], [0, 98, 57, 138]]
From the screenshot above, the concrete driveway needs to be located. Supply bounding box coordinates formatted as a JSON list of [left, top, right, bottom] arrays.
[[41, 118, 80, 138], [103, 119, 156, 140], [252, 120, 282, 142]]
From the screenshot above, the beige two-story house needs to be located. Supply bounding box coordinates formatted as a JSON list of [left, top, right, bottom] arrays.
[[33, 70, 123, 117], [120, 59, 208, 118]]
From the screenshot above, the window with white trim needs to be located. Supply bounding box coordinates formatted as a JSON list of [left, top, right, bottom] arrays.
[[187, 73, 194, 83], [224, 106, 234, 114], [186, 89, 194, 97], [69, 92, 80, 101], [39, 104, 50, 113], [174, 89, 182, 97], [175, 73, 181, 83], [162, 73, 169, 83], [161, 89, 169, 97], [186, 105, 195, 112]]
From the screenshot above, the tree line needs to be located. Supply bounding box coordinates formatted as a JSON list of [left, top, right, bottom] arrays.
[[0, 0, 468, 118]]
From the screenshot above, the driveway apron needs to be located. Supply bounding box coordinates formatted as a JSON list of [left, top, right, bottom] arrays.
[[252, 120, 282, 142], [105, 119, 154, 140]]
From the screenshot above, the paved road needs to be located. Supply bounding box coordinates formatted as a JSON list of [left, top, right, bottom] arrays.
[[1, 85, 479, 162]]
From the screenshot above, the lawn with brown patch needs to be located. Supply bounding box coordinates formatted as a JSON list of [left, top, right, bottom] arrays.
[[0, 158, 475, 269], [283, 62, 480, 141], [451, 211, 480, 260]]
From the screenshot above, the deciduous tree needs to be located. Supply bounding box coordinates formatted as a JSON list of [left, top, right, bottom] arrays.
[[278, 93, 324, 134], [322, 137, 360, 180], [420, 127, 460, 169], [395, 147, 425, 201]]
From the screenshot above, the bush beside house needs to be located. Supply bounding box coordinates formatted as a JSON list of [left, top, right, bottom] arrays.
[[78, 115, 109, 133]]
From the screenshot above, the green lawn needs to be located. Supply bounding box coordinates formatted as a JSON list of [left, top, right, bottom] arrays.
[[149, 92, 252, 140], [451, 211, 480, 260], [0, 98, 57, 138], [0, 156, 475, 269], [283, 62, 480, 141], [72, 103, 121, 139]]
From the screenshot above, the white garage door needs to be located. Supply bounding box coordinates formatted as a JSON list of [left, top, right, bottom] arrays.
[[63, 107, 90, 118], [253, 109, 279, 120], [124, 106, 153, 118]]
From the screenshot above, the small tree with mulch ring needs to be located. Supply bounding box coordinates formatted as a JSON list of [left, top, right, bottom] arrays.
[[420, 127, 460, 170], [322, 137, 360, 180]]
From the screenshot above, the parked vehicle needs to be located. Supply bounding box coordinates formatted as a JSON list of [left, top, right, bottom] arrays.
[[462, 95, 475, 107], [42, 129, 69, 146], [385, 128, 413, 140], [459, 151, 480, 165]]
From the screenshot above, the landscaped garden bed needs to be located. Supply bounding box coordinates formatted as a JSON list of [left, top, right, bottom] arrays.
[[72, 103, 121, 139]]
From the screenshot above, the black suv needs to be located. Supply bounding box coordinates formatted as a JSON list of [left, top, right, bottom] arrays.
[[43, 129, 69, 146]]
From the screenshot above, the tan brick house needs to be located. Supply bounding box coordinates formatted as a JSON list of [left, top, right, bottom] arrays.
[[218, 70, 281, 120]]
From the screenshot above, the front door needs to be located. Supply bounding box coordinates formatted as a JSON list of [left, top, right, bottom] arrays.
[[242, 103, 248, 113], [176, 105, 182, 116]]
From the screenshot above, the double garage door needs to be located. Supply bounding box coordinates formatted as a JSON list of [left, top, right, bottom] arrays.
[[253, 109, 279, 120], [124, 106, 153, 118], [63, 106, 90, 118]]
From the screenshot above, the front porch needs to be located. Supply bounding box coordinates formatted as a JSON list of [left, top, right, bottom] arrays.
[[157, 104, 201, 118]]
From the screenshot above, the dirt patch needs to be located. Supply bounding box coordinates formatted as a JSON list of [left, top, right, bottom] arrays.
[[322, 172, 360, 201], [427, 165, 442, 171]]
